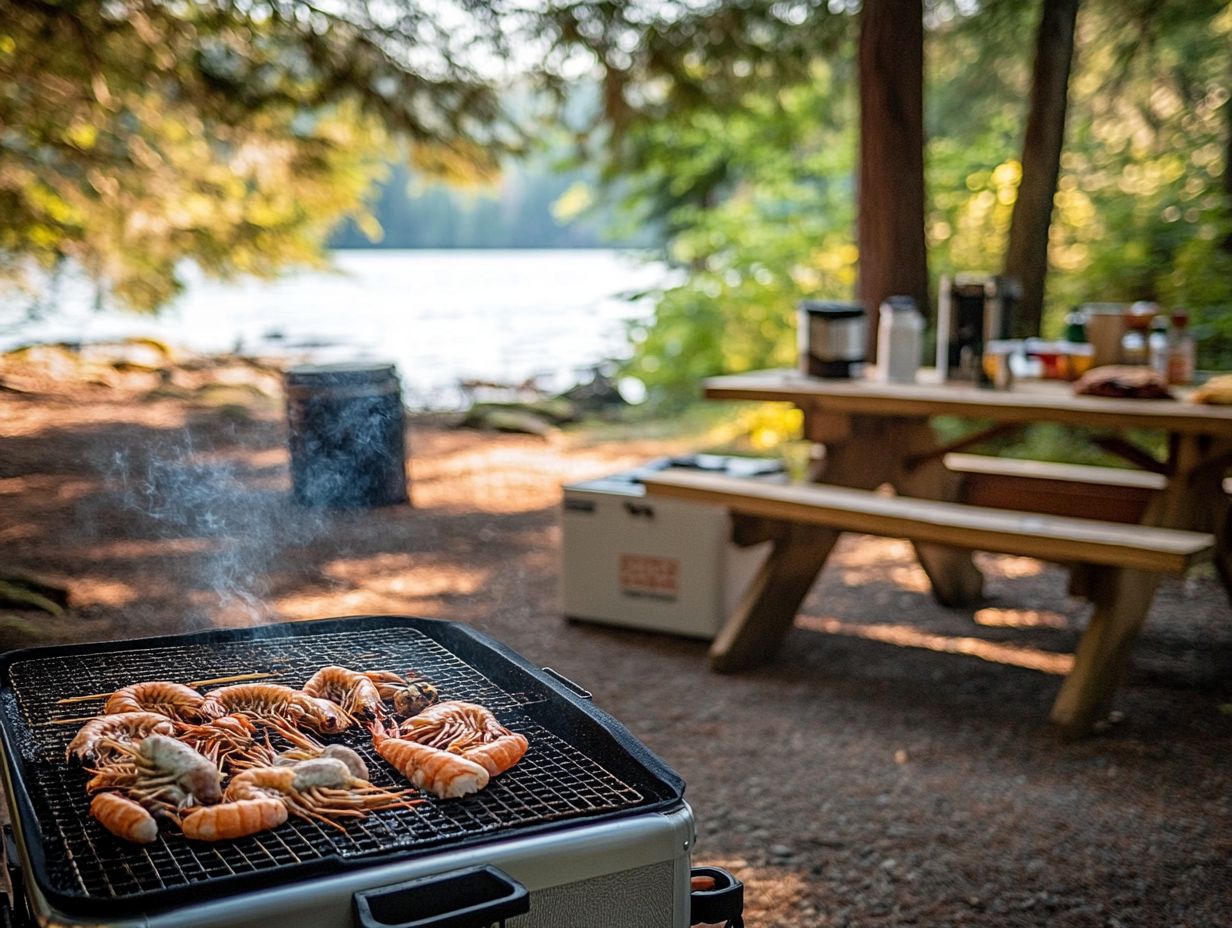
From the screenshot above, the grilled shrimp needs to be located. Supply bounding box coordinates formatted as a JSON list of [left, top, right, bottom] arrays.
[[370, 718, 489, 799], [302, 666, 383, 718], [90, 792, 159, 844], [462, 732, 529, 777], [86, 734, 223, 811], [66, 712, 177, 764], [226, 758, 415, 830], [398, 701, 505, 745], [176, 714, 266, 769], [180, 798, 288, 841], [394, 701, 528, 778], [364, 671, 439, 716], [273, 743, 370, 781], [105, 681, 205, 721], [198, 683, 351, 734]]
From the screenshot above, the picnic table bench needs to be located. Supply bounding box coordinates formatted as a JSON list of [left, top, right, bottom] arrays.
[[642, 470, 1213, 737], [664, 370, 1232, 737]]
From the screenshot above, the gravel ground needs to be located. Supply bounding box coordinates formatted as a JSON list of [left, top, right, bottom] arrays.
[[1, 353, 1230, 927]]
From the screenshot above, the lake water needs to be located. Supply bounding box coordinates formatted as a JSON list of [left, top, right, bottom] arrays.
[[1, 249, 668, 408]]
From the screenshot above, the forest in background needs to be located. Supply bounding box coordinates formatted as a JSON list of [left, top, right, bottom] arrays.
[[326, 141, 653, 250], [2, 1, 1229, 405]]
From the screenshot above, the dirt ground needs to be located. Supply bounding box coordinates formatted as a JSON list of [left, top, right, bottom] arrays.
[[1, 349, 1230, 927]]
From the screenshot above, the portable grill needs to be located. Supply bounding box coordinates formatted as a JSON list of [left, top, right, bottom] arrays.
[[0, 616, 743, 928]]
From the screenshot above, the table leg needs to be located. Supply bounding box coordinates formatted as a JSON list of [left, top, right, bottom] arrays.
[[1216, 497, 1232, 601], [1049, 566, 1159, 737], [1151, 434, 1232, 600], [806, 412, 985, 606], [709, 523, 838, 673], [891, 421, 985, 607]]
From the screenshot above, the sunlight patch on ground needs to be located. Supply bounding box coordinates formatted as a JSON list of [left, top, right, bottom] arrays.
[[978, 554, 1046, 579], [702, 859, 811, 926], [0, 475, 96, 499], [410, 439, 666, 513], [796, 615, 1074, 675], [832, 537, 932, 592], [321, 555, 484, 596], [272, 587, 442, 620], [0, 396, 192, 437], [79, 537, 216, 559], [839, 563, 932, 593], [242, 447, 289, 468], [974, 607, 1070, 630], [0, 524, 38, 543], [70, 578, 140, 607]]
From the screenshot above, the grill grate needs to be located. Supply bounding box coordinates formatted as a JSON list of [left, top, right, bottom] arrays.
[[2, 626, 650, 905]]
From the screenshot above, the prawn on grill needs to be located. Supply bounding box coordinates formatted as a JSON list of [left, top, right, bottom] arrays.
[[369, 717, 489, 799], [176, 714, 272, 770], [198, 683, 351, 736], [180, 798, 288, 842], [221, 758, 417, 831], [272, 743, 370, 781], [66, 712, 177, 764], [302, 666, 383, 719], [461, 732, 528, 778], [90, 792, 160, 845], [363, 670, 439, 716], [86, 734, 223, 813], [397, 701, 529, 778], [104, 681, 205, 721]]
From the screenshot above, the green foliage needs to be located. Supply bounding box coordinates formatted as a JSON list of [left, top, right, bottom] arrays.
[[328, 148, 651, 250], [0, 0, 517, 311], [587, 0, 1232, 404], [616, 66, 859, 406]]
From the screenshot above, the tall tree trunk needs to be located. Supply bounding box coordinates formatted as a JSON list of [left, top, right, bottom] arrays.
[[1223, 70, 1232, 257], [858, 0, 928, 363], [1003, 0, 1080, 338]]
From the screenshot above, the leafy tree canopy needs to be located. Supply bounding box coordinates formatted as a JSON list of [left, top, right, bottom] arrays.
[[583, 0, 1232, 402], [0, 0, 519, 309]]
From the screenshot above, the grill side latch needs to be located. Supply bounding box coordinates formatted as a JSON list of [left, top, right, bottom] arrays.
[[352, 864, 530, 928]]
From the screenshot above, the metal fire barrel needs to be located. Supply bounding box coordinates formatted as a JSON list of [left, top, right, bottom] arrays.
[[283, 362, 409, 507]]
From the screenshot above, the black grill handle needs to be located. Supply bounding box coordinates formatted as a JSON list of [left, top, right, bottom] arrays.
[[690, 865, 744, 927], [352, 864, 529, 928]]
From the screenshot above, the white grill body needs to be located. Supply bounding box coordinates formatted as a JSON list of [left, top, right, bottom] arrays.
[[10, 805, 695, 928]]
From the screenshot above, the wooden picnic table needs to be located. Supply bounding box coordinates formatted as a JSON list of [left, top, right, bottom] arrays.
[[705, 369, 1232, 595], [692, 369, 1232, 731]]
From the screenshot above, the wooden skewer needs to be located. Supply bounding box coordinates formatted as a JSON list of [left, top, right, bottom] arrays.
[[54, 672, 276, 705], [186, 672, 276, 688], [47, 716, 105, 726]]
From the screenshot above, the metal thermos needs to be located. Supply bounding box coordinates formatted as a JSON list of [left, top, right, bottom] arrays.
[[876, 296, 923, 384], [936, 274, 1019, 384], [798, 301, 866, 379]]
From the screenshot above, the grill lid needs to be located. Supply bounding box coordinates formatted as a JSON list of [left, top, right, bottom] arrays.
[[0, 616, 684, 917]]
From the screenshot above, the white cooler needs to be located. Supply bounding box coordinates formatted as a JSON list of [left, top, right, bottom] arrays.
[[561, 456, 781, 639]]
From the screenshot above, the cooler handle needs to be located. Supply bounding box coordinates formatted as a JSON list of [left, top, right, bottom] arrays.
[[690, 865, 744, 927], [352, 864, 529, 928]]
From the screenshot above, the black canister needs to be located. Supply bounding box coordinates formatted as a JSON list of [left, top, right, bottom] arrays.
[[798, 301, 867, 378], [284, 362, 409, 508]]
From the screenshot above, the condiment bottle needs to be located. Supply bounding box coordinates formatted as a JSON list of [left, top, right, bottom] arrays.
[[876, 296, 923, 384], [1148, 316, 1170, 376], [1120, 302, 1156, 366], [1165, 310, 1195, 385], [1061, 310, 1094, 380]]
